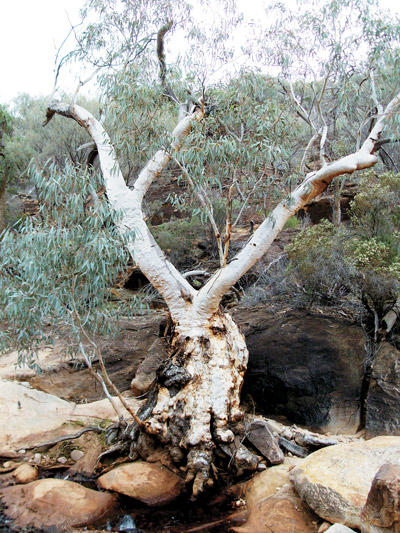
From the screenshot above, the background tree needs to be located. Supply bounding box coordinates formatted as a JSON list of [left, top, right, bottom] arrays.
[[0, 105, 14, 233]]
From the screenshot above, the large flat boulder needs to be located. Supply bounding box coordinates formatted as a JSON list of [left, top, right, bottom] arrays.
[[0, 478, 116, 530], [290, 436, 400, 529], [0, 379, 141, 454], [237, 309, 365, 433]]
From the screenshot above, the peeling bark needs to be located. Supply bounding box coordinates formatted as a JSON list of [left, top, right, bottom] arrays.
[[139, 312, 258, 496]]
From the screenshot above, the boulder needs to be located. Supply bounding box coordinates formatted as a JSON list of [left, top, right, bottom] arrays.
[[233, 484, 319, 533], [246, 419, 284, 465], [0, 379, 141, 454], [97, 461, 183, 506], [0, 478, 116, 530], [232, 457, 320, 532], [366, 342, 400, 437], [238, 309, 365, 433], [13, 464, 38, 484], [361, 463, 400, 532], [290, 436, 400, 529]]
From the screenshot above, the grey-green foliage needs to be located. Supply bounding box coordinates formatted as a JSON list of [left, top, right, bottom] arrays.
[[173, 73, 296, 230], [0, 162, 143, 368], [286, 172, 400, 309]]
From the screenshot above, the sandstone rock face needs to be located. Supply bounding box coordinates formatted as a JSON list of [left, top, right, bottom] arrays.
[[361, 463, 400, 532], [0, 380, 72, 452], [9, 313, 163, 402], [0, 478, 116, 530], [97, 461, 183, 506], [290, 436, 400, 529], [239, 309, 365, 433], [366, 342, 400, 437]]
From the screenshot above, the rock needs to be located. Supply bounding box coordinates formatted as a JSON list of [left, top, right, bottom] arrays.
[[68, 433, 103, 477], [246, 419, 284, 465], [33, 453, 42, 464], [70, 450, 85, 462], [233, 484, 319, 533], [239, 309, 365, 433], [29, 313, 164, 402], [318, 523, 332, 533], [58, 457, 68, 464], [242, 457, 302, 509], [13, 464, 38, 484], [131, 337, 167, 396], [366, 342, 400, 437], [97, 461, 183, 506], [290, 436, 400, 529], [361, 463, 400, 532], [71, 396, 142, 421], [0, 478, 116, 530], [0, 378, 142, 454], [0, 345, 63, 381], [0, 380, 72, 453], [232, 457, 318, 532]]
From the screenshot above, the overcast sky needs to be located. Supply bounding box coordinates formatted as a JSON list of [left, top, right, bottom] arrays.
[[1, 0, 399, 105]]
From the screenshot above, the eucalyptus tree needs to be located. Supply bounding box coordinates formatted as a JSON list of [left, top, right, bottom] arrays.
[[0, 105, 14, 232], [4, 0, 400, 495], [258, 0, 400, 224]]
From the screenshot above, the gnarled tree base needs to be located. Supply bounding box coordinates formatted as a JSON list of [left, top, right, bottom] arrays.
[[133, 311, 260, 496]]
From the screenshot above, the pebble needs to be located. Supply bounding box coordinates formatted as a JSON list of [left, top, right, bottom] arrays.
[[70, 450, 85, 462], [57, 457, 68, 464], [33, 453, 42, 464], [14, 464, 38, 484]]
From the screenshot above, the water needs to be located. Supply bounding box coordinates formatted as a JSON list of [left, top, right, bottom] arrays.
[[114, 514, 138, 532]]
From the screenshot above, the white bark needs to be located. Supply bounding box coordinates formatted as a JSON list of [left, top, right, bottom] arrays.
[[47, 102, 203, 323], [141, 311, 256, 496]]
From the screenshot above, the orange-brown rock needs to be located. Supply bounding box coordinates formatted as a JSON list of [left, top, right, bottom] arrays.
[[97, 460, 183, 506], [0, 478, 116, 530], [13, 464, 38, 484], [232, 457, 318, 533], [361, 463, 400, 532]]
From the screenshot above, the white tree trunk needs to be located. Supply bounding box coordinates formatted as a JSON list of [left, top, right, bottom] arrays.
[[140, 311, 257, 496]]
